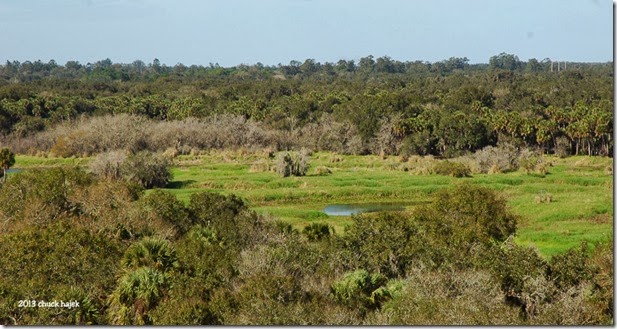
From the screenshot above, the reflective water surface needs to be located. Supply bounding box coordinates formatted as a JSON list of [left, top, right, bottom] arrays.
[[323, 202, 412, 216]]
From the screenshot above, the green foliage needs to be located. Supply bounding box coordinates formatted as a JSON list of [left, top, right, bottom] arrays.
[[330, 269, 391, 310], [142, 189, 191, 236], [0, 167, 91, 224], [0, 160, 612, 325], [417, 183, 518, 245], [0, 55, 613, 158], [483, 239, 548, 294], [147, 273, 218, 325], [188, 191, 246, 227], [547, 242, 592, 290], [187, 191, 267, 253], [342, 212, 426, 277], [433, 160, 471, 177], [0, 147, 15, 181], [0, 221, 122, 325], [587, 239, 614, 318], [122, 237, 179, 272], [107, 267, 169, 325], [302, 222, 334, 241]]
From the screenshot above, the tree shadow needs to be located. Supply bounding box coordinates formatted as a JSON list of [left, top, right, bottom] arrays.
[[166, 180, 197, 189]]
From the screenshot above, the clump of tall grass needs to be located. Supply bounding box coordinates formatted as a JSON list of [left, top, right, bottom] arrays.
[[534, 191, 553, 204], [314, 166, 332, 176], [249, 160, 271, 173], [519, 148, 549, 175], [275, 150, 310, 177]]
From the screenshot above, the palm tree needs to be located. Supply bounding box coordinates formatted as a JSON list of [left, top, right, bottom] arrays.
[[121, 237, 178, 272], [107, 267, 168, 325]]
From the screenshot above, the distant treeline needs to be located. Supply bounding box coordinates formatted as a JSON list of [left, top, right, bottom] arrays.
[[0, 53, 613, 157]]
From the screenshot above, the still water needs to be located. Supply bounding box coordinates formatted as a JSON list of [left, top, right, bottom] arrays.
[[323, 202, 411, 216]]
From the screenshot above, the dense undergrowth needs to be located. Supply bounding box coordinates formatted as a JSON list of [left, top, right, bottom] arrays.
[[0, 167, 612, 325]]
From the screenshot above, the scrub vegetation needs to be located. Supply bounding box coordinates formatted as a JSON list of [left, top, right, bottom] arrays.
[[0, 54, 612, 325]]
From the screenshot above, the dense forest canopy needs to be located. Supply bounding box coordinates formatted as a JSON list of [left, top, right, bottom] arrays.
[[0, 53, 613, 157]]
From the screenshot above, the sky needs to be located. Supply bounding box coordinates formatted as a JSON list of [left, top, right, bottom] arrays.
[[0, 0, 613, 67]]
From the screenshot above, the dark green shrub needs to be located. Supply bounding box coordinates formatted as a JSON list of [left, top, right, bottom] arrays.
[[588, 239, 614, 318], [148, 273, 218, 325], [0, 167, 91, 224], [342, 213, 426, 278], [0, 221, 122, 325], [142, 189, 191, 236], [303, 222, 334, 241], [0, 147, 15, 182], [482, 240, 547, 294], [547, 242, 592, 290], [433, 161, 471, 177], [417, 183, 517, 245], [188, 191, 266, 250], [274, 220, 299, 235]]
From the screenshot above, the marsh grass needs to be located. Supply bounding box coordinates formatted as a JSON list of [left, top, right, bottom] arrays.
[[13, 152, 612, 257]]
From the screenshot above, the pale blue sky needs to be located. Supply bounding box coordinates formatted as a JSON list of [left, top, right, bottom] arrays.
[[0, 0, 612, 66]]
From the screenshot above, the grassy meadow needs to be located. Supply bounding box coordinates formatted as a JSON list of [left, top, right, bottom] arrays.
[[13, 151, 613, 258]]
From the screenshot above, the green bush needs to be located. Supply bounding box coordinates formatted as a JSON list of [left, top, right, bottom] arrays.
[[142, 189, 191, 236], [342, 213, 426, 278], [0, 221, 122, 325], [547, 242, 592, 290], [302, 222, 334, 241], [433, 161, 471, 177], [331, 269, 390, 310], [0, 167, 91, 224], [188, 191, 266, 250], [482, 239, 547, 294], [413, 184, 518, 267], [519, 148, 548, 175]]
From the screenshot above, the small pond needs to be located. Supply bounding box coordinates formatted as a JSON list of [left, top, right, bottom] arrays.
[[6, 168, 23, 174], [324, 202, 414, 216]]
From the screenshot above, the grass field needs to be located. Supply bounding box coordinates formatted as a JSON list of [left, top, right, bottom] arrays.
[[13, 151, 613, 258]]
